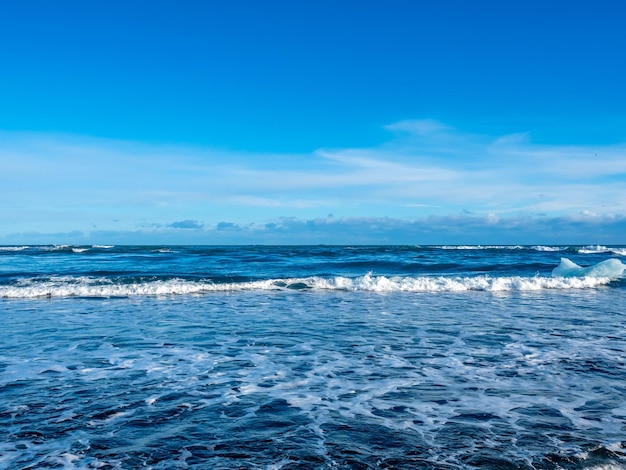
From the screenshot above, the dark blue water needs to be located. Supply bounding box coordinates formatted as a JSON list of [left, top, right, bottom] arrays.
[[1, 245, 625, 469]]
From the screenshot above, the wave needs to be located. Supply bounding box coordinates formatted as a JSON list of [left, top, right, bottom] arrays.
[[0, 245, 93, 253], [3, 245, 625, 257], [529, 245, 564, 252], [577, 245, 626, 256], [437, 245, 626, 255], [440, 245, 523, 250], [1, 273, 620, 300], [439, 245, 565, 252]]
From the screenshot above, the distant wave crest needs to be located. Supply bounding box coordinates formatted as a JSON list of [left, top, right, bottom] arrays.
[[436, 245, 626, 255], [577, 245, 626, 256]]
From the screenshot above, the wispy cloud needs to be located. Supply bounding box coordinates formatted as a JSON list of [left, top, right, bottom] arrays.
[[384, 118, 453, 135], [1, 120, 625, 242]]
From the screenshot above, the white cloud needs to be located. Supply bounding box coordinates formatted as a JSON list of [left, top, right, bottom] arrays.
[[1, 121, 625, 242], [384, 119, 453, 135]]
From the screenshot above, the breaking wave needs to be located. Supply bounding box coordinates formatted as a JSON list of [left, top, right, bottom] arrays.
[[1, 272, 621, 300], [577, 245, 626, 256], [437, 245, 626, 255]]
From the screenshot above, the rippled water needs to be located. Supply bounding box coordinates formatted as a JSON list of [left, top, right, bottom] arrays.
[[1, 245, 625, 469]]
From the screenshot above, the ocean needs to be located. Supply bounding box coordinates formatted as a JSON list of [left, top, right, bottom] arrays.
[[1, 245, 625, 469]]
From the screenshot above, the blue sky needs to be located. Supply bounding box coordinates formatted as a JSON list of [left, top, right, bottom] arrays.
[[1, 0, 625, 244]]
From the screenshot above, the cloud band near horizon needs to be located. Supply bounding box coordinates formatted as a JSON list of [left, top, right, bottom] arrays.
[[1, 119, 625, 244]]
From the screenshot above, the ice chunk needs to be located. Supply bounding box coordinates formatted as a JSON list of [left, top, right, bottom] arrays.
[[552, 257, 626, 279]]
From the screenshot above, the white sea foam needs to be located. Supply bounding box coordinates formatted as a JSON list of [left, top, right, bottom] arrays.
[[3, 284, 625, 469], [577, 245, 626, 256], [530, 245, 564, 252], [439, 245, 565, 252], [0, 269, 619, 299], [440, 245, 513, 250], [0, 246, 30, 251], [309, 272, 614, 292], [578, 245, 611, 254]]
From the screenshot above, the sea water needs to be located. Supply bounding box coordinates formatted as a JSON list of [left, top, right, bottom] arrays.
[[1, 245, 625, 469]]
